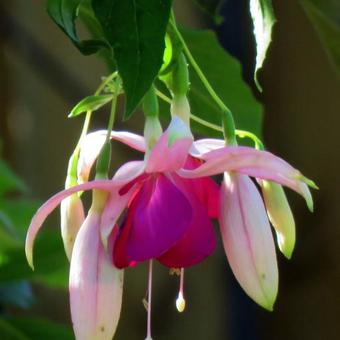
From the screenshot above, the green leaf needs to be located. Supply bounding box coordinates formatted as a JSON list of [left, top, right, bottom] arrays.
[[0, 228, 68, 288], [0, 160, 26, 196], [68, 94, 113, 117], [300, 0, 340, 74], [47, 0, 107, 55], [5, 317, 74, 340], [78, 0, 116, 70], [191, 0, 225, 24], [0, 318, 29, 340], [250, 0, 276, 91], [92, 0, 172, 119], [0, 199, 68, 288], [179, 29, 263, 140]]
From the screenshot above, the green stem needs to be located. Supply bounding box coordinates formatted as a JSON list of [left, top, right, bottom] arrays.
[[236, 130, 264, 150], [105, 86, 118, 143], [66, 71, 118, 186], [155, 88, 263, 148], [155, 88, 172, 104], [170, 12, 236, 144], [79, 71, 118, 144], [95, 78, 121, 179]]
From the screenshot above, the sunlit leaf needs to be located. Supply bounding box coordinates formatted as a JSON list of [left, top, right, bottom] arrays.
[[68, 95, 113, 117], [250, 0, 276, 91]]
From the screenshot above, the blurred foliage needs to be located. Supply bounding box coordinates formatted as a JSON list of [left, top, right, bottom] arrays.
[[191, 0, 225, 24], [301, 0, 340, 75], [0, 155, 71, 337]]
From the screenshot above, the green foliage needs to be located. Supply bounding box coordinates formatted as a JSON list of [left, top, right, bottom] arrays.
[[0, 160, 26, 195], [182, 29, 263, 139], [301, 0, 340, 75], [68, 94, 113, 117], [191, 0, 225, 24], [0, 159, 71, 337], [92, 0, 172, 119], [249, 0, 276, 91], [0, 282, 33, 309], [46, 0, 107, 54], [5, 317, 74, 340]]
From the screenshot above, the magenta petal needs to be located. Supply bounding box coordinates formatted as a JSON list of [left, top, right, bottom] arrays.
[[158, 176, 216, 268], [183, 156, 220, 218], [114, 175, 192, 265]]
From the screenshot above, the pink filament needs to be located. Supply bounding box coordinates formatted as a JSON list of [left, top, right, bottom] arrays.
[[145, 260, 153, 340]]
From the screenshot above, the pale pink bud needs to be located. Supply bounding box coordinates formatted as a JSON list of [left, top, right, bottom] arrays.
[[219, 173, 278, 310]]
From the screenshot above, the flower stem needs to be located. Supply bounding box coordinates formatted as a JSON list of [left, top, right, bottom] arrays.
[[78, 71, 118, 146], [66, 71, 118, 186], [169, 12, 236, 144], [154, 88, 263, 148], [95, 78, 121, 179], [105, 78, 120, 143], [145, 260, 153, 340]]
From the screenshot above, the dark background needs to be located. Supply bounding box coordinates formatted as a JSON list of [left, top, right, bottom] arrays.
[[0, 1, 339, 339]]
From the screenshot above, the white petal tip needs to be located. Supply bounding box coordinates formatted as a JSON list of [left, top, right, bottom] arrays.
[[282, 250, 293, 260], [257, 292, 276, 311], [306, 196, 314, 213], [25, 245, 34, 270], [27, 255, 34, 270], [277, 235, 295, 260]]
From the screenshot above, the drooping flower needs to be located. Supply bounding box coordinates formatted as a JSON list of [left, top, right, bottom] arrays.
[[26, 113, 315, 338], [25, 116, 218, 340], [178, 139, 316, 309]]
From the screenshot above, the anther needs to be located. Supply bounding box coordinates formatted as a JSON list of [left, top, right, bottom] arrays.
[[175, 268, 186, 313]]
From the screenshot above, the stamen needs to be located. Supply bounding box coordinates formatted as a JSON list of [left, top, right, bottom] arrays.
[[145, 260, 153, 340], [176, 268, 186, 313]]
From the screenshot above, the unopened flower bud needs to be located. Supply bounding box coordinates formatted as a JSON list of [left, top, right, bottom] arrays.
[[260, 180, 296, 259], [61, 194, 85, 260]]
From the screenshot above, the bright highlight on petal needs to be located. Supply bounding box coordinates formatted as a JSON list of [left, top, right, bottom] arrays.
[[219, 173, 278, 311], [61, 194, 85, 260], [78, 130, 146, 183]]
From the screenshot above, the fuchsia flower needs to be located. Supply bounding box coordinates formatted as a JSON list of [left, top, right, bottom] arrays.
[[25, 116, 315, 339]]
